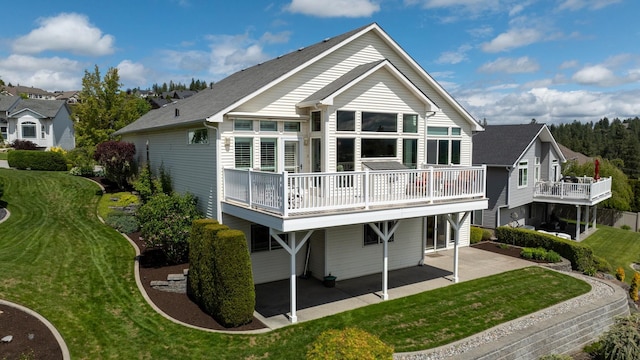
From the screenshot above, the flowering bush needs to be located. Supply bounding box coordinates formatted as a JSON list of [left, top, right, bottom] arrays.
[[306, 327, 393, 360], [94, 141, 136, 189]]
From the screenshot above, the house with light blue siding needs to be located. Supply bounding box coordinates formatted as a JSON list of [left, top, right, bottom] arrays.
[[115, 23, 488, 323]]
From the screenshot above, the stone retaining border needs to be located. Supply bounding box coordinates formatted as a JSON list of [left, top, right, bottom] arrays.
[[395, 272, 629, 360], [0, 299, 70, 360]]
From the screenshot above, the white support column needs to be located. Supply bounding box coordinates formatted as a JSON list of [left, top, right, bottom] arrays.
[[593, 206, 598, 229], [270, 229, 314, 323], [446, 212, 470, 283], [575, 205, 582, 241], [585, 206, 590, 233], [369, 221, 401, 300]]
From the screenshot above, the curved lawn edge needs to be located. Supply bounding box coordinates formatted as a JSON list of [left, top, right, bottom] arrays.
[[0, 299, 71, 360]]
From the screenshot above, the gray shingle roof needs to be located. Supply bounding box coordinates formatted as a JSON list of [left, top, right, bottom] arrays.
[[472, 124, 545, 166], [9, 99, 67, 118], [114, 23, 374, 136], [0, 95, 19, 112]]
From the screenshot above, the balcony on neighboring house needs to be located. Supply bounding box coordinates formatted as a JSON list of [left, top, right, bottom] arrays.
[[222, 166, 487, 232], [533, 176, 612, 206]]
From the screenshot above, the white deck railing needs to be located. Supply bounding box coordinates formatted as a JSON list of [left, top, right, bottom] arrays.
[[224, 166, 486, 217], [534, 177, 612, 202]]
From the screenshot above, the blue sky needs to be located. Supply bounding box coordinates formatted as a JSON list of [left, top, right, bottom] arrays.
[[0, 0, 638, 124]]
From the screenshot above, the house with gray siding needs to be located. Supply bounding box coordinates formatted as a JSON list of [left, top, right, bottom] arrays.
[[0, 95, 75, 149], [472, 124, 611, 240], [115, 23, 487, 322]]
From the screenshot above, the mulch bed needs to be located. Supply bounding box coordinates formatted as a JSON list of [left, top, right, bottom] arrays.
[[471, 241, 553, 263], [0, 304, 63, 360]]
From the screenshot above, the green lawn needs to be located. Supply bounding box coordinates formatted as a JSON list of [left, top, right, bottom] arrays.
[[0, 151, 7, 160], [583, 225, 640, 283], [0, 169, 591, 359]]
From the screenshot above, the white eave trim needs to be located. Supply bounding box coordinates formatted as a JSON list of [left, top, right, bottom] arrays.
[[225, 112, 309, 121]]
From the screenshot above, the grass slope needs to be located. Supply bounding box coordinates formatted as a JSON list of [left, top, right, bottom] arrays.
[[0, 169, 590, 358], [583, 225, 640, 283]]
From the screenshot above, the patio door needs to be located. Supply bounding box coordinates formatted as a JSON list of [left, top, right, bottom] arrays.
[[425, 216, 449, 252], [284, 140, 299, 173]]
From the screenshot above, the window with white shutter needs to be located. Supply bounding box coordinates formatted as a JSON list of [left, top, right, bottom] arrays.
[[260, 138, 277, 172], [234, 138, 252, 169]]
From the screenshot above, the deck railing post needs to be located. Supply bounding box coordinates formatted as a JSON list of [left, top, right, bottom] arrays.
[[282, 171, 289, 217], [364, 168, 370, 209], [247, 169, 253, 206], [428, 167, 434, 202], [481, 165, 487, 197]]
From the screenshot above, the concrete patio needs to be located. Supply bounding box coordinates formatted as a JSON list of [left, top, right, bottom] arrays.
[[254, 246, 533, 329]]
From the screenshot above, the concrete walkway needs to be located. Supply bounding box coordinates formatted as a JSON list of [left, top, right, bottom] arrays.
[[0, 160, 9, 168], [255, 247, 532, 329]]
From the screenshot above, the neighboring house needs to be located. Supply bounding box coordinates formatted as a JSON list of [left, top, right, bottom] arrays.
[[54, 90, 81, 104], [115, 23, 487, 322], [558, 143, 593, 165], [0, 95, 75, 150], [1, 85, 57, 100], [472, 124, 611, 240], [160, 90, 197, 100]]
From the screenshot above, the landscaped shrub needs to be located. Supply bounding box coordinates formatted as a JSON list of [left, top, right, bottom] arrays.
[[210, 228, 255, 327], [7, 150, 67, 171], [630, 273, 640, 302], [594, 314, 640, 360], [132, 164, 156, 203], [94, 140, 136, 189], [186, 219, 222, 304], [482, 229, 493, 241], [66, 147, 96, 176], [470, 226, 483, 244], [621, 224, 632, 230], [616, 267, 626, 282], [11, 139, 37, 150], [306, 327, 394, 360], [520, 247, 562, 262], [136, 192, 202, 264], [495, 226, 596, 273], [105, 212, 139, 233], [594, 256, 612, 274]]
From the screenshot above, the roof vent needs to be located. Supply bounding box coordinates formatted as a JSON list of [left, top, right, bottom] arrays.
[[175, 108, 180, 117], [323, 38, 330, 42], [297, 47, 305, 51]]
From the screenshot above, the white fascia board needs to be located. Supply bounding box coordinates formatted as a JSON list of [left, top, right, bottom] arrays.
[[10, 108, 46, 119], [225, 112, 309, 121]]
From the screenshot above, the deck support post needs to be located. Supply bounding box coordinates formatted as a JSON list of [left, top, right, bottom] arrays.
[[368, 220, 401, 300], [585, 206, 590, 233], [593, 206, 598, 229], [575, 205, 582, 241], [446, 212, 470, 283], [270, 229, 314, 323]]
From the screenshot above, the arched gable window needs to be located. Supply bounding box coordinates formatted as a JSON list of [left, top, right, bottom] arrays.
[[21, 121, 36, 138]]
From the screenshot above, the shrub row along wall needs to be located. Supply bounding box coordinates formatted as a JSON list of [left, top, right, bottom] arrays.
[[495, 227, 595, 272], [7, 150, 67, 171], [187, 219, 255, 328]]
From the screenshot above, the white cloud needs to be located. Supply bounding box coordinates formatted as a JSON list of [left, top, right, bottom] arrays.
[[285, 0, 380, 17], [478, 56, 540, 73], [481, 28, 542, 52], [12, 13, 115, 56], [205, 33, 272, 78], [117, 60, 150, 88], [0, 54, 83, 90], [260, 31, 292, 44], [572, 65, 618, 86], [559, 60, 580, 69], [558, 0, 622, 11], [435, 44, 473, 64]]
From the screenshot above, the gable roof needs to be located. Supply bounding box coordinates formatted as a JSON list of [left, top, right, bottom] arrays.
[[558, 143, 593, 165], [8, 99, 68, 118], [115, 23, 480, 136], [0, 95, 19, 112], [473, 123, 565, 167]]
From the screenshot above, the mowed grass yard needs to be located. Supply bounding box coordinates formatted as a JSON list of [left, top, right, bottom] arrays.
[[0, 169, 591, 359], [582, 225, 640, 284]]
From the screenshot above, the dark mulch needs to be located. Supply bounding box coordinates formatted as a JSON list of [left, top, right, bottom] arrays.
[[471, 241, 552, 263], [130, 232, 266, 331], [0, 304, 63, 360]]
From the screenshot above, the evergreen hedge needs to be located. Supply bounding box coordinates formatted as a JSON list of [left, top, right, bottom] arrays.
[[7, 150, 67, 171], [186, 219, 224, 304], [211, 228, 255, 327], [495, 226, 595, 272]]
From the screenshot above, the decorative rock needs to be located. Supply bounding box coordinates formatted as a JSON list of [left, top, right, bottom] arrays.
[[1, 335, 12, 343], [183, 268, 189, 276], [28, 333, 34, 340], [150, 280, 169, 287], [167, 274, 185, 281]]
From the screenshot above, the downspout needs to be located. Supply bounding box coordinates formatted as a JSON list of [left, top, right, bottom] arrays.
[[202, 121, 222, 222]]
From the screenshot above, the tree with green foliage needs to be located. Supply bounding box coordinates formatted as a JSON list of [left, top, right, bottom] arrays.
[[74, 65, 151, 147], [562, 157, 632, 211]]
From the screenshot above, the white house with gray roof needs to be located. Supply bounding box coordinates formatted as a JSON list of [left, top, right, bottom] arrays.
[[0, 96, 75, 149], [115, 23, 487, 323], [472, 123, 611, 241]]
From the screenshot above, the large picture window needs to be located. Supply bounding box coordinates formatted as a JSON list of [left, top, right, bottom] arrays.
[[362, 139, 396, 158], [336, 138, 355, 171], [251, 224, 284, 252], [426, 126, 461, 165], [21, 121, 36, 138], [234, 138, 252, 169], [362, 112, 396, 132], [337, 111, 355, 131]]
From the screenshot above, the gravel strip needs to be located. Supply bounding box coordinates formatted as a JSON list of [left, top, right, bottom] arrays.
[[395, 275, 613, 360]]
